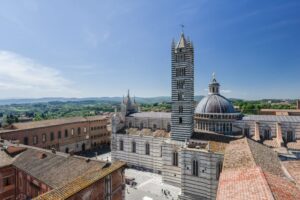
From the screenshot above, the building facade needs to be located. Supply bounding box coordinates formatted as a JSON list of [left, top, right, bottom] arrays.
[[111, 32, 300, 200], [0, 116, 110, 153], [0, 141, 126, 200]]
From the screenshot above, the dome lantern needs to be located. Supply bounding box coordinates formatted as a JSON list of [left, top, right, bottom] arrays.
[[209, 73, 220, 94]]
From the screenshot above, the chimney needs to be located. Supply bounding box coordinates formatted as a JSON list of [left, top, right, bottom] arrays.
[[297, 100, 300, 110]]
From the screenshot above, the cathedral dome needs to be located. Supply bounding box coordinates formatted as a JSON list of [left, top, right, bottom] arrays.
[[195, 73, 236, 114], [195, 94, 235, 114]]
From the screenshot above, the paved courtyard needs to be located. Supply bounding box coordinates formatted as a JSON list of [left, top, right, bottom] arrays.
[[125, 169, 181, 200]]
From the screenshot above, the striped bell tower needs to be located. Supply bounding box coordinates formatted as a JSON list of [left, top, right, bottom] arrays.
[[171, 32, 194, 141]]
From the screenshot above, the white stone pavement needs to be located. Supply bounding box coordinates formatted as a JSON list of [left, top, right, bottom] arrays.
[[125, 168, 181, 200]]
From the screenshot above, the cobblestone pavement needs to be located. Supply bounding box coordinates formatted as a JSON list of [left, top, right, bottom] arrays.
[[125, 169, 181, 200]]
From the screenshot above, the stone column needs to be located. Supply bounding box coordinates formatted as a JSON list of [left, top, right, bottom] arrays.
[[254, 122, 260, 141], [276, 122, 284, 147]]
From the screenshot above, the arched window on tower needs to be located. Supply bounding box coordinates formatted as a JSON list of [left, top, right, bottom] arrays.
[[179, 117, 183, 124], [179, 105, 183, 113], [192, 159, 199, 176], [178, 92, 184, 101]]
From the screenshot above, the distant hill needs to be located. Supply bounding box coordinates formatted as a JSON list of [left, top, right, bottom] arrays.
[[0, 96, 206, 106]]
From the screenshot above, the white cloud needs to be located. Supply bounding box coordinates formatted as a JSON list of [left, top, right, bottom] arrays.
[[0, 50, 79, 98], [84, 28, 110, 48], [221, 89, 232, 93], [204, 88, 232, 93]]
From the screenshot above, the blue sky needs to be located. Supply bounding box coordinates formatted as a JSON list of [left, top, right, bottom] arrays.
[[0, 0, 299, 99]]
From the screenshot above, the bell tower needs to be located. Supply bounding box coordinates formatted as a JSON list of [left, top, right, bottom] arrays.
[[171, 32, 194, 141]]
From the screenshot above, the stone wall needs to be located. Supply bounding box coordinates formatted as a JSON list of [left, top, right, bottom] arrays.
[[179, 149, 223, 200], [111, 133, 166, 173]]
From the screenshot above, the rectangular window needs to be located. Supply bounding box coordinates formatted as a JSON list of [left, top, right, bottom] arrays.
[[173, 152, 178, 166], [33, 135, 38, 145], [84, 127, 87, 133], [42, 134, 47, 143], [105, 175, 112, 200], [145, 143, 150, 155], [132, 141, 136, 153], [3, 177, 12, 187], [65, 130, 68, 138], [50, 132, 54, 141], [120, 140, 124, 151]]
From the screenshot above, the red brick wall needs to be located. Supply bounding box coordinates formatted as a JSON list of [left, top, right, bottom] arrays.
[[15, 168, 51, 200], [0, 165, 16, 200]]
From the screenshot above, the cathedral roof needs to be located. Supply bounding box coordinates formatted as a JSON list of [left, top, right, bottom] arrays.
[[195, 94, 236, 114]]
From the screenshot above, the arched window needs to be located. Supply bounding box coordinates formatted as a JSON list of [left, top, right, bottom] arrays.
[[33, 135, 38, 145], [179, 105, 183, 113], [153, 124, 157, 131], [178, 92, 184, 101], [179, 117, 183, 124], [120, 140, 124, 151], [145, 143, 150, 155], [285, 130, 294, 143], [132, 141, 136, 153], [192, 160, 199, 176], [262, 129, 271, 140], [58, 131, 62, 139], [77, 127, 81, 135], [140, 122, 144, 130], [172, 151, 178, 166]]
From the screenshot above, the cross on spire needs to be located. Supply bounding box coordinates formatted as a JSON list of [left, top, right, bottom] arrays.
[[180, 24, 185, 33]]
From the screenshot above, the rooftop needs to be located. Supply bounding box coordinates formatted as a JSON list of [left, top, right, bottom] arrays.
[[0, 115, 107, 132], [0, 148, 14, 167], [191, 131, 241, 143], [34, 161, 125, 200], [243, 115, 300, 123], [126, 128, 170, 138], [282, 161, 300, 186], [217, 138, 300, 200], [13, 147, 106, 188], [128, 112, 171, 119]]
